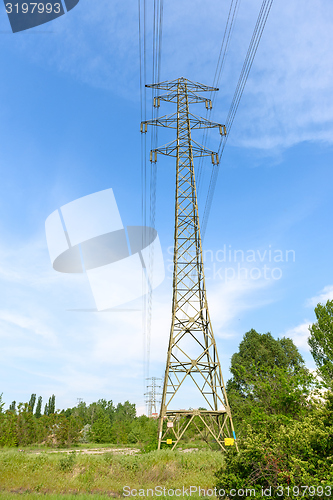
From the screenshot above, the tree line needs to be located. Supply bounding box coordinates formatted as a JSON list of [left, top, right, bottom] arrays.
[[0, 394, 158, 450]]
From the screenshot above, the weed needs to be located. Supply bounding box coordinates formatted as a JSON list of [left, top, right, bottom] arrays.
[[58, 451, 76, 471]]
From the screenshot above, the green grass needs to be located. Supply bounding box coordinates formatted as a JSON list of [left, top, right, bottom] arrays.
[[0, 448, 223, 497], [0, 495, 111, 499]]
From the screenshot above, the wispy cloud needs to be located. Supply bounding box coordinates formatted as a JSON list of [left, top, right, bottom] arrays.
[[283, 283, 333, 354], [284, 321, 311, 351], [0, 310, 58, 345], [306, 285, 333, 308], [2, 0, 333, 149], [208, 275, 275, 338]]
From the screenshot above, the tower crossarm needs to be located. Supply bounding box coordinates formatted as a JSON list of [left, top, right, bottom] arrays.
[[146, 76, 218, 93], [150, 139, 220, 165], [141, 113, 226, 135], [151, 91, 214, 108]]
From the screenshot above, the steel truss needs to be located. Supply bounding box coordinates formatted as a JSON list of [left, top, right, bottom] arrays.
[[142, 77, 238, 452]]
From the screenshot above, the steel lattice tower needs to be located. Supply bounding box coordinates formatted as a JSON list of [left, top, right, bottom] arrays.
[[141, 77, 237, 451], [145, 377, 162, 418]]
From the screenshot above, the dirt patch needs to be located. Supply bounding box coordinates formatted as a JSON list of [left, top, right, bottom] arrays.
[[33, 447, 140, 456]]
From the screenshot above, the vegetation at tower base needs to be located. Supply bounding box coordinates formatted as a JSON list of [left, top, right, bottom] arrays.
[[308, 299, 333, 389], [215, 328, 332, 498], [215, 393, 333, 499]]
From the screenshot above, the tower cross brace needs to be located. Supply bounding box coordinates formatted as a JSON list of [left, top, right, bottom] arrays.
[[142, 77, 238, 452]]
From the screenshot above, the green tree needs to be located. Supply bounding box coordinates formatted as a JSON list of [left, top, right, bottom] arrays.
[[308, 299, 333, 388], [115, 401, 136, 421], [71, 401, 87, 423], [35, 414, 51, 443], [228, 329, 304, 392], [227, 329, 314, 433], [35, 396, 42, 418], [98, 399, 115, 423], [48, 395, 56, 414], [17, 403, 36, 446], [28, 394, 36, 413], [54, 414, 82, 447], [0, 410, 18, 447], [87, 401, 105, 425], [128, 415, 158, 451], [0, 393, 4, 414], [109, 401, 136, 444], [90, 413, 112, 443], [9, 401, 16, 413]]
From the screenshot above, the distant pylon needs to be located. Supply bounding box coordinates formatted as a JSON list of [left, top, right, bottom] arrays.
[[145, 377, 162, 418], [141, 77, 238, 451]]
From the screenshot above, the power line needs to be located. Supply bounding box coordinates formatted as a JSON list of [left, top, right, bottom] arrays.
[[147, 0, 164, 382], [138, 0, 148, 398], [201, 0, 274, 240], [197, 0, 240, 201], [138, 0, 164, 407]]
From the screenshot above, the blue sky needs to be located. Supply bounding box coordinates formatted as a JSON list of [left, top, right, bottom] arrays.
[[0, 0, 333, 414]]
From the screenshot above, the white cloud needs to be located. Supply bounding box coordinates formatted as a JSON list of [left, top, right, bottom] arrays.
[[284, 321, 311, 351], [230, 0, 333, 149], [283, 283, 333, 354], [2, 0, 333, 148], [208, 275, 274, 337], [0, 311, 58, 345], [306, 285, 333, 307]]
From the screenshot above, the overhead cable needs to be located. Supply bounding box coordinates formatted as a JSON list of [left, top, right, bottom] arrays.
[[201, 0, 274, 240], [197, 0, 240, 200]]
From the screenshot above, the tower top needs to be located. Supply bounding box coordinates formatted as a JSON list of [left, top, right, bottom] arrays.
[[146, 77, 219, 92]]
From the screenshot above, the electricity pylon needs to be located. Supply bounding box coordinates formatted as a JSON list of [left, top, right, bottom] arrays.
[[141, 77, 237, 452], [145, 377, 162, 418]]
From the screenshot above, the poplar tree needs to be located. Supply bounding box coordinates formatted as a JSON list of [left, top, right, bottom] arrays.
[[35, 396, 42, 418], [308, 299, 333, 388], [48, 395, 55, 414], [28, 394, 36, 413], [0, 393, 4, 413], [9, 401, 16, 413]]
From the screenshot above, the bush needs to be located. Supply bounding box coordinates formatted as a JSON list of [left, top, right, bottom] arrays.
[[58, 451, 76, 471], [215, 393, 333, 499]]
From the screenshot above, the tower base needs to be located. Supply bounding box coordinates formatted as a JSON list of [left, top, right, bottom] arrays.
[[158, 409, 238, 452]]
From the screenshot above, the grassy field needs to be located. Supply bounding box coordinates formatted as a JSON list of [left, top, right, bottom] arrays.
[[0, 495, 111, 499], [0, 447, 223, 499]]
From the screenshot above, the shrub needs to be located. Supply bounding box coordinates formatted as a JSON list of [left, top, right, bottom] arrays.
[[58, 451, 76, 471], [215, 394, 333, 499]]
